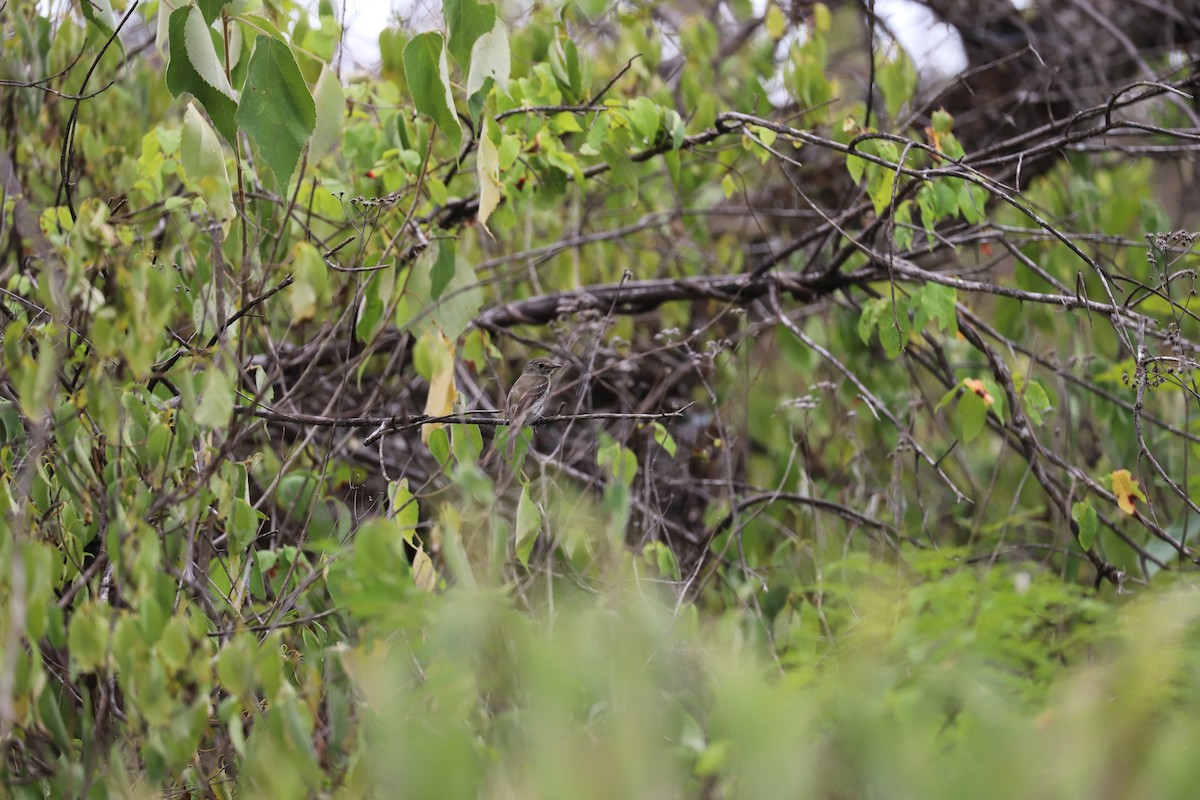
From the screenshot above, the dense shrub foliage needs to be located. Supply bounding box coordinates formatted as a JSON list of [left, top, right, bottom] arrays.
[[4, 0, 1200, 796]]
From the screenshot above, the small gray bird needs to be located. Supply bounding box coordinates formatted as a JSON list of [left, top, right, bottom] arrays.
[[504, 357, 562, 458]]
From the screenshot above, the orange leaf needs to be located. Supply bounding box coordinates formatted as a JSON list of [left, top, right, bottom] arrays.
[[1111, 469, 1142, 515]]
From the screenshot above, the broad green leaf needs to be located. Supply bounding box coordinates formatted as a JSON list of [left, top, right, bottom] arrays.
[[235, 35, 317, 185], [467, 76, 494, 126], [846, 153, 866, 184], [181, 102, 233, 219], [1022, 380, 1052, 426], [1072, 501, 1098, 549], [629, 96, 660, 142], [878, 319, 903, 357], [466, 19, 509, 95], [287, 241, 328, 322], [426, 175, 450, 206], [514, 483, 540, 566], [403, 32, 463, 155], [198, 0, 234, 24], [166, 6, 237, 142], [651, 421, 677, 457], [597, 433, 638, 488], [195, 366, 234, 429], [184, 2, 233, 95], [310, 64, 345, 160], [915, 282, 957, 334], [444, 0, 496, 69], [957, 388, 987, 442], [81, 0, 118, 38], [549, 35, 582, 99], [857, 296, 886, 344], [227, 498, 261, 552], [356, 268, 388, 343], [931, 108, 954, 134], [388, 478, 420, 541], [876, 50, 917, 120], [430, 239, 456, 301], [68, 603, 109, 672]]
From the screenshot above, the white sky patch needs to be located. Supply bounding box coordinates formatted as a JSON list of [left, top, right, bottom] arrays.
[[32, 0, 970, 86], [874, 0, 967, 80]]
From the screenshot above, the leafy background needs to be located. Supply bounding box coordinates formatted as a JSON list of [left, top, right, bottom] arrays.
[[4, 0, 1200, 796]]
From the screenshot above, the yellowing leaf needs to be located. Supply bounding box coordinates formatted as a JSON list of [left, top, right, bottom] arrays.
[[477, 121, 502, 231], [1111, 469, 1144, 515], [722, 173, 737, 199], [181, 103, 232, 220], [813, 3, 832, 33], [417, 332, 458, 444], [963, 378, 994, 407], [412, 546, 439, 591], [765, 4, 786, 39]]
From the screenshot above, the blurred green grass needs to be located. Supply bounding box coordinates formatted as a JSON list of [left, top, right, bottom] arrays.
[[311, 543, 1200, 800]]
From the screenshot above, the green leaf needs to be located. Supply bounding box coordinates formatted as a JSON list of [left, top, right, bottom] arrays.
[[157, 616, 192, 673], [629, 96, 660, 142], [934, 384, 960, 412], [876, 50, 917, 119], [288, 241, 328, 322], [956, 390, 986, 442], [356, 269, 387, 343], [430, 239, 456, 301], [597, 433, 638, 488], [444, 0, 496, 69], [388, 478, 420, 542], [857, 296, 887, 344], [310, 64, 345, 160], [1023, 380, 1052, 426], [1072, 501, 1099, 550], [235, 35, 317, 185], [466, 19, 509, 96], [467, 75, 494, 127], [846, 153, 866, 184], [915, 283, 957, 335], [227, 498, 261, 552], [166, 6, 238, 143], [195, 367, 234, 429], [427, 426, 451, 467], [68, 603, 109, 673], [651, 421, 676, 457], [958, 181, 988, 224], [514, 484, 541, 566], [549, 35, 582, 99], [403, 32, 463, 155], [878, 319, 903, 358], [181, 102, 233, 219], [81, 0, 118, 38], [397, 241, 483, 341], [643, 541, 681, 580]]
